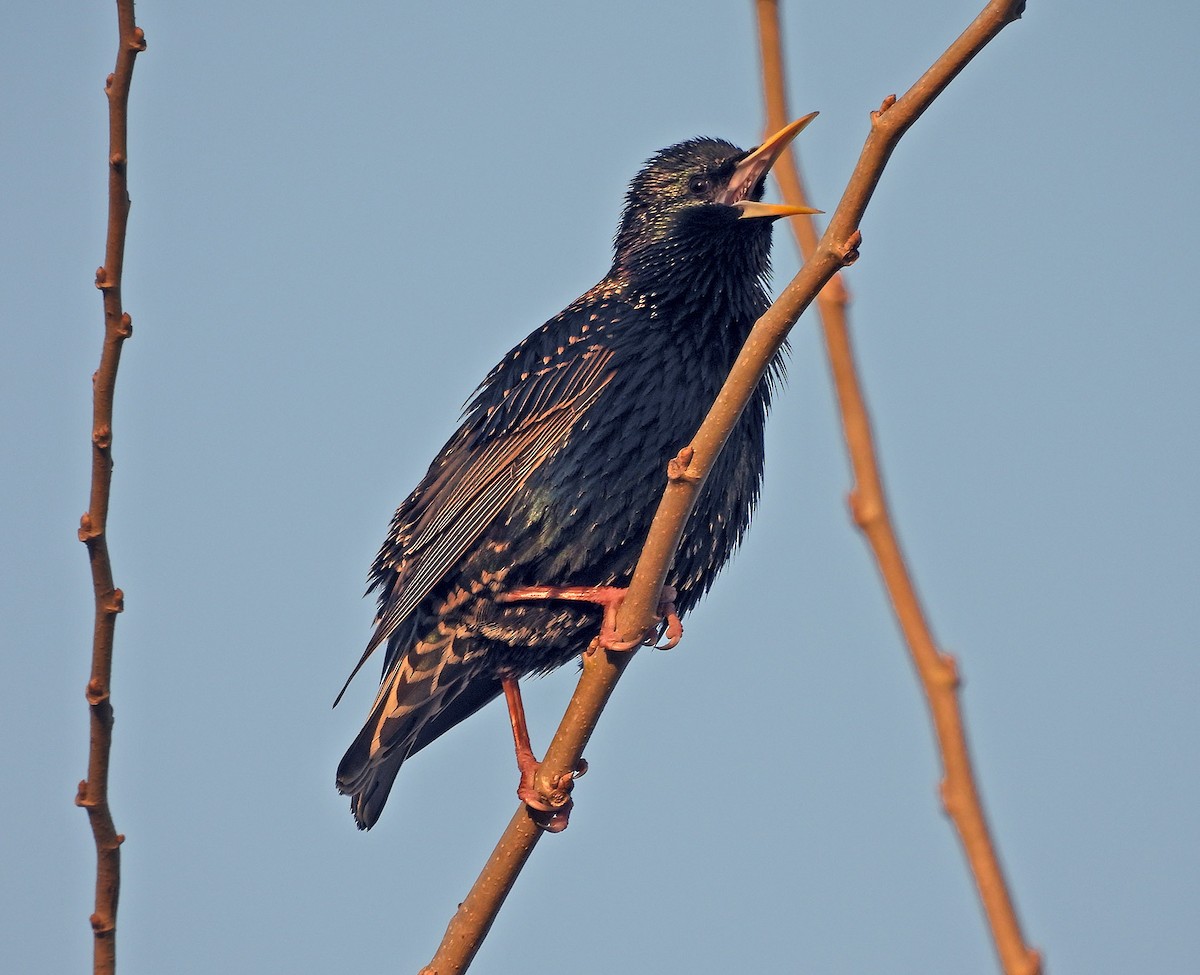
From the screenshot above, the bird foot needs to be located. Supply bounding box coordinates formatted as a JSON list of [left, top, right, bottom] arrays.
[[498, 584, 683, 652], [515, 751, 588, 833], [503, 676, 587, 832]]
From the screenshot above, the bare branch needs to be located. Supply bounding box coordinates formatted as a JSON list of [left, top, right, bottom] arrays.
[[76, 3, 145, 972], [754, 3, 1041, 973], [421, 2, 1027, 971]]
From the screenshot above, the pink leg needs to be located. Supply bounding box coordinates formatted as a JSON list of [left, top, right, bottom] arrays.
[[501, 676, 585, 833], [498, 584, 684, 651]]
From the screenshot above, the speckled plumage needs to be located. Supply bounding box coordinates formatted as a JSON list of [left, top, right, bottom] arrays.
[[337, 134, 794, 829]]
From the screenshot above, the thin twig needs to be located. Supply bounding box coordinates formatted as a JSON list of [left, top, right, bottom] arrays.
[[421, 3, 1026, 971], [75, 3, 145, 973], [754, 3, 1041, 974]]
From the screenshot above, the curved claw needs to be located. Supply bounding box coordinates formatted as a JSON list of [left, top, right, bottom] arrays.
[[654, 605, 684, 650], [650, 586, 683, 649], [528, 799, 572, 833], [593, 631, 645, 652], [518, 782, 573, 832]]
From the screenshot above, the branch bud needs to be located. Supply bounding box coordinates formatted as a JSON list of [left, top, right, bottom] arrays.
[[86, 677, 110, 705], [78, 511, 101, 543]]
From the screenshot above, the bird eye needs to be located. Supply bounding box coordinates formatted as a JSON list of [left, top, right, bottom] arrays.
[[687, 175, 712, 197]]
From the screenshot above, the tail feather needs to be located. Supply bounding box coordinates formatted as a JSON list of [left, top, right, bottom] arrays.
[[337, 622, 495, 829], [338, 746, 404, 830]]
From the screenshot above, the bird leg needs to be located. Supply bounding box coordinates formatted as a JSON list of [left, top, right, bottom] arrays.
[[497, 584, 683, 652], [501, 676, 585, 833]]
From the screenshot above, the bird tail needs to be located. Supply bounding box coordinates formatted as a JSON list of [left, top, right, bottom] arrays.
[[336, 701, 410, 830], [336, 624, 501, 829]]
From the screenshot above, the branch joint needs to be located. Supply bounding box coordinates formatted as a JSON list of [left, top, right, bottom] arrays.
[[838, 230, 863, 267], [86, 677, 111, 705], [667, 446, 701, 483], [871, 94, 898, 124], [89, 913, 115, 935], [75, 780, 96, 808], [105, 588, 126, 615], [935, 651, 960, 689], [1018, 949, 1044, 975], [938, 778, 960, 817], [847, 488, 882, 529], [78, 512, 102, 543]]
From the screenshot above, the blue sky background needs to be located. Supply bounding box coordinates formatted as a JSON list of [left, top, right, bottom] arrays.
[[4, 2, 1198, 972]]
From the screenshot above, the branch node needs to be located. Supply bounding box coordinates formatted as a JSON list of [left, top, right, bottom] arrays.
[[130, 27, 147, 52], [847, 488, 881, 529], [78, 511, 102, 543], [110, 152, 126, 174], [105, 588, 126, 615], [667, 445, 701, 483], [117, 312, 133, 337], [90, 913, 115, 934], [938, 777, 958, 816], [838, 230, 863, 267], [936, 651, 961, 689], [86, 677, 110, 705], [94, 266, 112, 291], [104, 73, 115, 92], [872, 94, 898, 121], [75, 780, 95, 808], [93, 423, 113, 450]]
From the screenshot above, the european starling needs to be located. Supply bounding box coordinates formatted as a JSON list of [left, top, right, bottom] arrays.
[[336, 115, 819, 830]]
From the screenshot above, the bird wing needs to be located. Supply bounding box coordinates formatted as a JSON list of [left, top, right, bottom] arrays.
[[334, 343, 616, 705]]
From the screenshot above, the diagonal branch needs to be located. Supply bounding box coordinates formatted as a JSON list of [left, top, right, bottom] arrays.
[[421, 2, 1027, 971], [754, 3, 1041, 974], [75, 3, 145, 973]]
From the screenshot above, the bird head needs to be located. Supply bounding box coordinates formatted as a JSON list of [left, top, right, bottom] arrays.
[[613, 113, 820, 285]]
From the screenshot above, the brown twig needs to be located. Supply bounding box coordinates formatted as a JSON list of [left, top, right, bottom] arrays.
[[421, 2, 1026, 971], [75, 4, 144, 973], [754, 3, 1041, 974]]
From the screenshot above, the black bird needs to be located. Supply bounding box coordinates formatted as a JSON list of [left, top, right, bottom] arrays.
[[336, 115, 819, 830]]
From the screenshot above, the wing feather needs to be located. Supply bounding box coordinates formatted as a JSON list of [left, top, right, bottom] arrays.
[[333, 344, 614, 705]]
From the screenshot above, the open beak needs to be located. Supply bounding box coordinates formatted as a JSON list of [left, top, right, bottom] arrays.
[[719, 111, 823, 220]]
